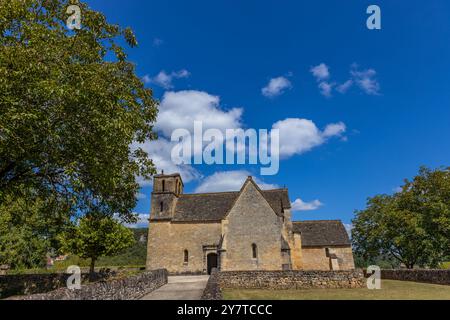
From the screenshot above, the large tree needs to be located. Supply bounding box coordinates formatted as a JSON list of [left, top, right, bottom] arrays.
[[397, 167, 450, 265], [0, 0, 158, 222], [352, 167, 450, 269], [0, 189, 71, 269], [58, 215, 135, 274]]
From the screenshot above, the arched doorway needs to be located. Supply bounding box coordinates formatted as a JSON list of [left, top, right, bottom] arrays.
[[207, 253, 218, 275]]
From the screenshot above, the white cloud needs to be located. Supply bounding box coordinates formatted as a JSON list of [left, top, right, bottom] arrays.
[[350, 65, 380, 95], [291, 198, 323, 211], [344, 223, 353, 237], [136, 192, 147, 200], [336, 79, 353, 94], [142, 74, 151, 84], [156, 90, 243, 138], [124, 213, 150, 229], [194, 170, 279, 193], [318, 81, 334, 97], [310, 63, 330, 81], [262, 76, 292, 98], [323, 122, 347, 138], [272, 118, 346, 158], [133, 139, 201, 186], [145, 69, 190, 89], [132, 89, 347, 186], [310, 64, 334, 97], [310, 63, 380, 96]]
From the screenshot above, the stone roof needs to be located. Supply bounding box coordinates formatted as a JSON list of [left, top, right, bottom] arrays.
[[260, 190, 291, 216], [172, 192, 239, 222], [292, 220, 351, 247], [169, 188, 291, 222]]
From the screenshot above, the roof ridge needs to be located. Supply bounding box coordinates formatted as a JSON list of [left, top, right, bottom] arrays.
[[180, 188, 288, 197], [180, 191, 239, 196], [293, 220, 343, 224], [261, 188, 289, 192]]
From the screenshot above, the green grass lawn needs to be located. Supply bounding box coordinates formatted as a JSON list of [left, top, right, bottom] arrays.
[[222, 280, 450, 300]]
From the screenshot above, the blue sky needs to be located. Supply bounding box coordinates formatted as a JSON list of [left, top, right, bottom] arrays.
[[87, 0, 450, 227]]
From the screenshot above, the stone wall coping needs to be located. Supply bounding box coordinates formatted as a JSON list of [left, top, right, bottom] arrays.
[[203, 269, 365, 294], [4, 269, 168, 300]]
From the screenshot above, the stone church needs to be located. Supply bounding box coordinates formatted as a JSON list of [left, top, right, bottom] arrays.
[[146, 173, 355, 274]]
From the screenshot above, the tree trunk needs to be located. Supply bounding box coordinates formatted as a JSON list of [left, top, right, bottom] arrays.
[[89, 257, 96, 278]]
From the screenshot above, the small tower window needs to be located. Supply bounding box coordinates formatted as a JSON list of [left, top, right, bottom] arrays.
[[184, 250, 189, 264], [162, 180, 165, 192], [252, 243, 258, 259], [160, 201, 164, 212]]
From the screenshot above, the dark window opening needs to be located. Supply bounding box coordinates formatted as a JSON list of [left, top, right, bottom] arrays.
[[252, 243, 258, 259], [184, 250, 189, 264], [160, 201, 164, 212], [162, 180, 165, 192]]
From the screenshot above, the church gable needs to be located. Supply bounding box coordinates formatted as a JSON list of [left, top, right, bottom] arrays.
[[224, 177, 280, 220], [221, 177, 284, 270]]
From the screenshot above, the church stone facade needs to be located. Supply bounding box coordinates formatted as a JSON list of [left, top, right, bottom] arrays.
[[146, 173, 355, 274]]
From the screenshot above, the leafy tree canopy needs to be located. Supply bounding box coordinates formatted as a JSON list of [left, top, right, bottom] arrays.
[[58, 214, 135, 273], [0, 192, 70, 269], [0, 0, 158, 222], [352, 167, 450, 269]]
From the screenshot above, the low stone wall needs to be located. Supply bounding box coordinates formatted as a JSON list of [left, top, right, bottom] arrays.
[[169, 270, 206, 276], [381, 269, 450, 285], [7, 269, 168, 300], [0, 271, 112, 299], [218, 270, 365, 290], [201, 269, 222, 300]]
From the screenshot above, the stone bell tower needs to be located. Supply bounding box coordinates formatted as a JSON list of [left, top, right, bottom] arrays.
[[150, 172, 183, 220]]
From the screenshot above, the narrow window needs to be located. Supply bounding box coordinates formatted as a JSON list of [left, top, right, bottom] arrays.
[[325, 248, 330, 257], [184, 250, 189, 264], [160, 201, 164, 212], [252, 243, 258, 259], [162, 180, 165, 192]]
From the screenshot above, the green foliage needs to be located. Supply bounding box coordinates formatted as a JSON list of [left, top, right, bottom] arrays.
[[95, 228, 147, 266], [352, 167, 450, 269], [0, 0, 158, 222], [0, 192, 70, 269], [354, 253, 400, 269], [54, 228, 147, 269], [58, 215, 135, 272]]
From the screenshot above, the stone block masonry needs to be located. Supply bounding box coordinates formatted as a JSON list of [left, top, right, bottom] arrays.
[[218, 270, 365, 290], [201, 270, 365, 299], [201, 269, 222, 300], [380, 269, 450, 286], [0, 271, 112, 299], [7, 269, 168, 300]]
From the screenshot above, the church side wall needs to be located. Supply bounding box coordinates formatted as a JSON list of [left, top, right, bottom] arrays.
[[301, 246, 355, 271], [291, 233, 303, 270], [301, 247, 331, 270], [146, 221, 221, 274], [334, 246, 356, 270]]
